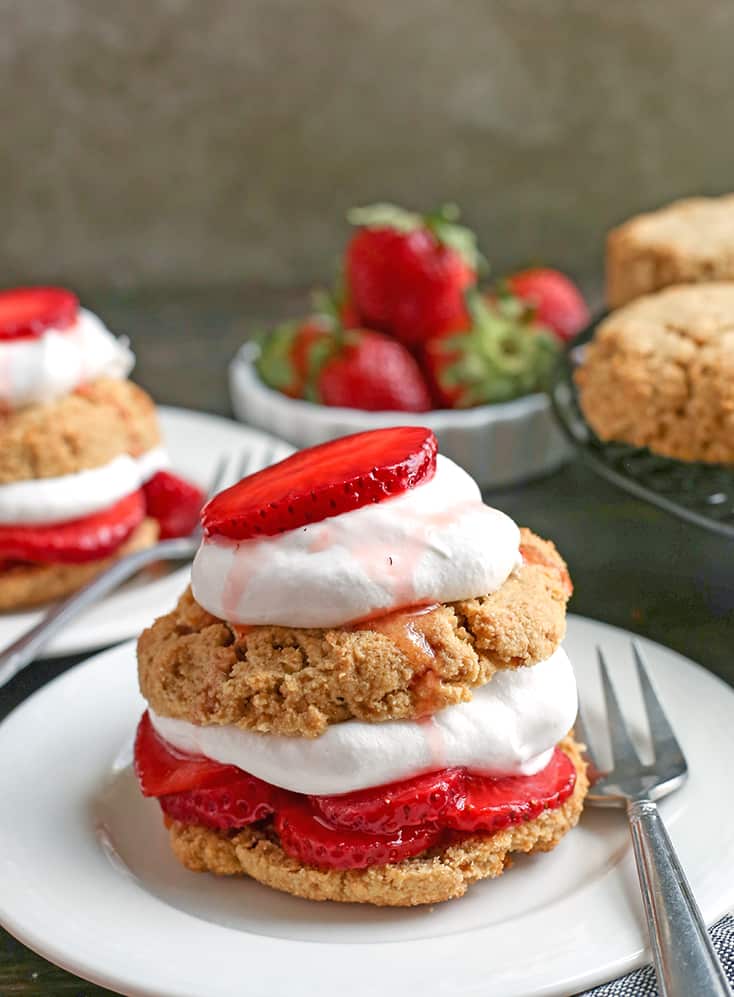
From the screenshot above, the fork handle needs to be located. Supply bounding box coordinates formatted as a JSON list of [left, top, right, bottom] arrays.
[[0, 536, 194, 690], [628, 799, 732, 997]]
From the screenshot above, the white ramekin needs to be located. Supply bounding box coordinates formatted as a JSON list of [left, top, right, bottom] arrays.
[[229, 344, 571, 489]]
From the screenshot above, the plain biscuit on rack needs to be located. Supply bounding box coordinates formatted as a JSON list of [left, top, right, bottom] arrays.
[[575, 283, 734, 465], [606, 194, 734, 307], [138, 528, 572, 738]]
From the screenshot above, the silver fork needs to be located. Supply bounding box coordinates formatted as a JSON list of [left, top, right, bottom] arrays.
[[0, 445, 282, 689], [578, 641, 732, 997]]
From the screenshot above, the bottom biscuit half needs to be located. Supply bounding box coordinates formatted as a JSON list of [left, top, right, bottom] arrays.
[[0, 518, 159, 611], [166, 736, 588, 907]]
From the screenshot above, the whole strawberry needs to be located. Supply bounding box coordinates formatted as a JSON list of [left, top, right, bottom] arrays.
[[423, 292, 560, 408], [255, 316, 336, 399], [504, 267, 589, 343], [317, 328, 431, 411], [256, 318, 431, 412], [345, 203, 479, 349]]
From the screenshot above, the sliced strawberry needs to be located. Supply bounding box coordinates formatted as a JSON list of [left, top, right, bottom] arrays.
[[275, 799, 442, 870], [134, 711, 241, 797], [504, 268, 589, 343], [143, 471, 204, 540], [159, 774, 279, 830], [202, 426, 437, 541], [0, 286, 79, 341], [0, 490, 145, 564], [312, 767, 463, 833], [443, 748, 576, 833]]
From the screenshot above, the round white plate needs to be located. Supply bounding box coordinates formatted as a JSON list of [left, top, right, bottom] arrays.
[[0, 406, 292, 658], [1, 615, 733, 996]]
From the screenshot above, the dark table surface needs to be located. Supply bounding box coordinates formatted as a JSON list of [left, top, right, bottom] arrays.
[[1, 289, 732, 996]]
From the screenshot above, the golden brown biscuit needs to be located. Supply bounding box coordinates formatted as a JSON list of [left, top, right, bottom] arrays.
[[607, 194, 734, 307], [138, 528, 571, 737], [0, 517, 158, 611], [0, 378, 161, 484], [166, 735, 587, 907], [575, 283, 734, 464]]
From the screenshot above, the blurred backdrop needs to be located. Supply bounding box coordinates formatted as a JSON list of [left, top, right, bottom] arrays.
[[2, 0, 734, 294]]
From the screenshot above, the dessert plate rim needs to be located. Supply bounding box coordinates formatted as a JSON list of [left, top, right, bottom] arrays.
[[1, 614, 733, 996], [0, 405, 293, 658]]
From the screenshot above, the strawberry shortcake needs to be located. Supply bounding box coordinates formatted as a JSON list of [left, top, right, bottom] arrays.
[[0, 287, 202, 610], [134, 427, 587, 906]]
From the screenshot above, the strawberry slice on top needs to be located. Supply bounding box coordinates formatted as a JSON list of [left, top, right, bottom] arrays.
[[0, 286, 79, 341], [202, 426, 437, 541]]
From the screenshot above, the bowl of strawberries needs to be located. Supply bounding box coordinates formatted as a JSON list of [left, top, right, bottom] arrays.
[[230, 204, 589, 489]]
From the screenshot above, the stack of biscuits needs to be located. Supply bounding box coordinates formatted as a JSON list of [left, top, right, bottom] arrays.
[[0, 287, 164, 610], [134, 430, 588, 907]]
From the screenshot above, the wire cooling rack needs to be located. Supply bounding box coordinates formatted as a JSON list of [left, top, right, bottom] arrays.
[[549, 318, 734, 539]]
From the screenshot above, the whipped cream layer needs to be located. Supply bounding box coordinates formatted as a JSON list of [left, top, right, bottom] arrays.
[[192, 455, 521, 628], [0, 446, 169, 525], [0, 308, 134, 409], [151, 645, 577, 795]]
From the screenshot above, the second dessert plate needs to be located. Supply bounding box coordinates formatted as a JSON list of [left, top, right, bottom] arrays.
[[1, 615, 733, 997], [0, 407, 293, 658]]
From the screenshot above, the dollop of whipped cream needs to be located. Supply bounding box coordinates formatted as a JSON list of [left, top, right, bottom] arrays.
[[192, 455, 521, 628], [0, 446, 169, 525], [151, 645, 577, 795], [0, 308, 134, 409]]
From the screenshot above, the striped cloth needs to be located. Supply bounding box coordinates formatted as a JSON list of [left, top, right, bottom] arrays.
[[580, 914, 734, 995]]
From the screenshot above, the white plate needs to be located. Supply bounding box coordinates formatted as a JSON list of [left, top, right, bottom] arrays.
[[1, 614, 733, 997], [0, 406, 292, 658]]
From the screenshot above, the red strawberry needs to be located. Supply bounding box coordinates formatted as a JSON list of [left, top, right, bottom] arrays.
[[134, 711, 240, 797], [0, 286, 79, 341], [159, 774, 279, 830], [345, 203, 479, 348], [275, 798, 442, 870], [143, 471, 204, 540], [443, 748, 577, 833], [0, 490, 145, 564], [311, 767, 463, 834], [202, 426, 437, 541], [423, 292, 560, 409], [256, 316, 336, 399], [504, 267, 589, 343], [316, 329, 431, 412]]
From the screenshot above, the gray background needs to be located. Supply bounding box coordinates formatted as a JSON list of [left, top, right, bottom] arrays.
[[2, 0, 734, 293]]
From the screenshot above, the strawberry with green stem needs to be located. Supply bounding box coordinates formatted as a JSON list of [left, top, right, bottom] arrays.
[[345, 203, 481, 348], [423, 291, 560, 409], [256, 314, 431, 412]]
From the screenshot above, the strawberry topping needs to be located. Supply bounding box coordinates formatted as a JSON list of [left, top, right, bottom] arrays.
[[143, 471, 204, 540], [202, 426, 437, 541], [159, 775, 279, 830], [311, 767, 464, 833], [133, 713, 577, 871], [0, 286, 79, 341], [275, 799, 442, 870], [443, 749, 577, 833], [135, 711, 242, 796], [0, 490, 145, 564]]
